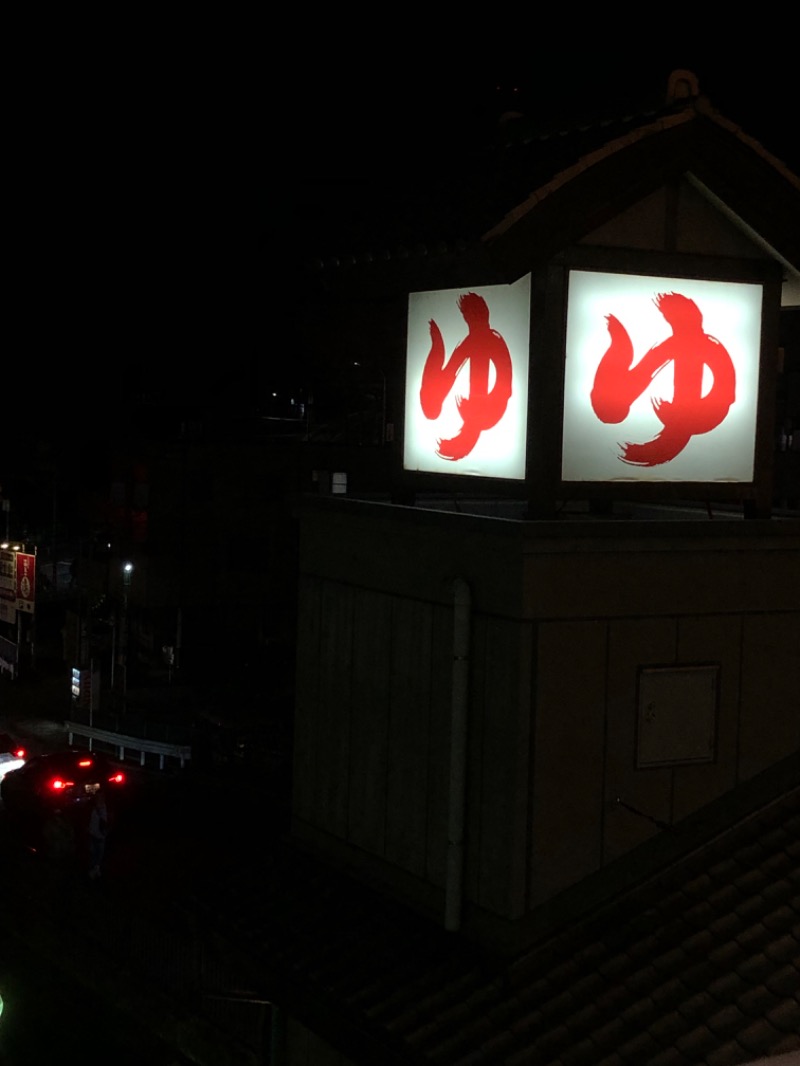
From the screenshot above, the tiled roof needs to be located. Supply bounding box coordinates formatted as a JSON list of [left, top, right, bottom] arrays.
[[298, 74, 800, 279], [198, 784, 800, 1065], [295, 89, 656, 268], [299, 97, 670, 271]]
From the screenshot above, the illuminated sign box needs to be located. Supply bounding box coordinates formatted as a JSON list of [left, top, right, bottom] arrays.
[[561, 270, 763, 484], [15, 552, 35, 612], [404, 274, 531, 480]]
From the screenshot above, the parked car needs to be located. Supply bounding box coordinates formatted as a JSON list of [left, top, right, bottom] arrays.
[[1, 750, 126, 861]]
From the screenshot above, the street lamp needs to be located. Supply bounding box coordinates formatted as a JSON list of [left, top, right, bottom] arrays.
[[121, 562, 134, 711]]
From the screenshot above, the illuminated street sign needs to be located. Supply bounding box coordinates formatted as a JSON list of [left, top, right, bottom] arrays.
[[561, 271, 763, 483], [15, 552, 35, 613], [404, 274, 531, 479]]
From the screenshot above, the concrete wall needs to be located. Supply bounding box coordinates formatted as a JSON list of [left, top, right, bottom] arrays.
[[291, 499, 800, 947], [523, 525, 800, 909]]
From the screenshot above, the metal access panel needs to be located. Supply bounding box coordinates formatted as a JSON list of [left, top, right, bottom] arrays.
[[637, 665, 719, 768]]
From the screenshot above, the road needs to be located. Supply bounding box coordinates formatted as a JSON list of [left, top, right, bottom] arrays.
[[0, 655, 290, 1066], [0, 930, 190, 1065], [0, 762, 283, 1066]]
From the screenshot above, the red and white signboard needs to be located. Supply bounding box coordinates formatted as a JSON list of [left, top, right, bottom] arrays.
[[15, 552, 35, 613], [0, 548, 36, 616], [404, 274, 531, 479], [561, 271, 763, 482]]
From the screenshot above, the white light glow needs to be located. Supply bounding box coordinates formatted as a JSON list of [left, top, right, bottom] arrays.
[[404, 274, 531, 479], [0, 753, 26, 782], [561, 271, 763, 482]]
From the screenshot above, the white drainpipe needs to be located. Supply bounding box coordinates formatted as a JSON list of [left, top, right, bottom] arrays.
[[445, 577, 471, 932]]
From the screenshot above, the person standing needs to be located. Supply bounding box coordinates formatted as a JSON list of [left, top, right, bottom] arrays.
[[87, 789, 109, 879]]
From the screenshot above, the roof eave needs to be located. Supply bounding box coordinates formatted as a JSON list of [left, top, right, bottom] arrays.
[[481, 105, 800, 284]]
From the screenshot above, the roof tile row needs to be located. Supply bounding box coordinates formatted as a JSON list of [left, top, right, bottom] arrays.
[[201, 785, 798, 1064]]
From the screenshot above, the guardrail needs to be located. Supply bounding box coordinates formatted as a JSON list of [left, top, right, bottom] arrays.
[[65, 721, 192, 770]]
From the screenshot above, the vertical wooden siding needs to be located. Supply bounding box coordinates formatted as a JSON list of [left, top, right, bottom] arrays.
[[385, 597, 433, 876], [347, 588, 392, 856], [294, 506, 800, 933], [530, 619, 607, 908]]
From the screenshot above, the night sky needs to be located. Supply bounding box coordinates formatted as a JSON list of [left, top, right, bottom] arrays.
[[3, 41, 797, 465], [289, 57, 799, 252], [282, 51, 798, 388]]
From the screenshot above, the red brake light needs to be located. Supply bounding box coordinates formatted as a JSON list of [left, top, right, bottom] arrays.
[[108, 772, 125, 785], [50, 778, 75, 791], [78, 759, 93, 768], [13, 748, 25, 759]]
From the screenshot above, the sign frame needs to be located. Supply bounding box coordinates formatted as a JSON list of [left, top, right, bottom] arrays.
[[554, 248, 782, 514], [399, 272, 534, 496]]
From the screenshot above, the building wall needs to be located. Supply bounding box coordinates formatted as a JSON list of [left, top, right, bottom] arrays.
[[286, 1016, 356, 1066], [292, 499, 800, 948]]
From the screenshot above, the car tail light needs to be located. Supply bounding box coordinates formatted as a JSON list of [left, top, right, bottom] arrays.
[[108, 772, 125, 785], [78, 759, 93, 768], [13, 748, 25, 759], [50, 778, 75, 791]]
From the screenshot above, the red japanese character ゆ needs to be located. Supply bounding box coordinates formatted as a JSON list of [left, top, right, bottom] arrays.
[[420, 292, 513, 461], [590, 292, 736, 466]]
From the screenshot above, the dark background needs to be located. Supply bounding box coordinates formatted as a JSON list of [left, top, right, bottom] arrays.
[[4, 31, 798, 441]]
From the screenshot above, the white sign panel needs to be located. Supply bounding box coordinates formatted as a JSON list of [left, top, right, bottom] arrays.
[[561, 271, 763, 482], [404, 274, 531, 479]]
